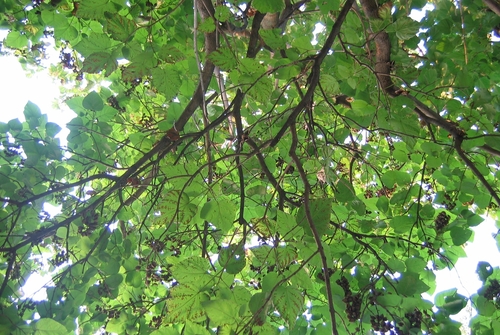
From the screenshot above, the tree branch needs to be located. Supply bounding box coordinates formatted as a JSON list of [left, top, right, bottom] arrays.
[[289, 125, 339, 335], [270, 0, 355, 146], [478, 144, 500, 158], [483, 0, 500, 16], [173, 0, 217, 132], [455, 137, 500, 205]]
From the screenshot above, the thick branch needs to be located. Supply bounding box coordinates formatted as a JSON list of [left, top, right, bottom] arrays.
[[360, 0, 401, 96], [407, 95, 465, 136], [173, 0, 217, 132], [479, 144, 500, 158], [483, 0, 500, 16]]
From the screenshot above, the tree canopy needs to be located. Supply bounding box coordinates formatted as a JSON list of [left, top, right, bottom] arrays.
[[1, 0, 500, 334]]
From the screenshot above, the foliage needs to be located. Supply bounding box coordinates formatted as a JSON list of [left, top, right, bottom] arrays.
[[1, 0, 500, 334]]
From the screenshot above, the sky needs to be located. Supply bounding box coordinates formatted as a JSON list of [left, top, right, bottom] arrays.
[[1, 13, 500, 329]]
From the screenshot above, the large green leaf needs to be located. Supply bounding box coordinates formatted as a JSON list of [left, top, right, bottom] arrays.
[[296, 198, 332, 236], [200, 197, 237, 233], [82, 52, 118, 75], [273, 286, 304, 328], [105, 12, 136, 42]]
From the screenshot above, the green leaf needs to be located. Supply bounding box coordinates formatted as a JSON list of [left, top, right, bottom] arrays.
[[218, 244, 246, 274], [152, 67, 182, 101], [156, 190, 197, 226], [381, 170, 412, 186], [319, 74, 340, 95], [105, 12, 136, 42], [32, 318, 67, 335], [260, 29, 287, 50], [376, 196, 389, 213], [122, 62, 150, 81], [441, 293, 467, 315], [390, 17, 421, 40], [198, 17, 216, 33], [475, 295, 496, 316], [273, 286, 304, 328], [208, 48, 238, 71], [82, 91, 104, 111], [398, 272, 428, 296], [24, 101, 42, 129], [214, 5, 232, 22], [45, 122, 62, 137], [76, 0, 118, 19], [247, 75, 273, 104], [200, 197, 236, 233], [253, 0, 284, 13], [166, 284, 208, 323], [450, 226, 473, 246], [476, 262, 493, 282], [8, 119, 23, 133], [296, 198, 332, 236], [171, 257, 212, 286], [82, 52, 118, 75], [158, 45, 186, 63], [405, 257, 426, 272], [318, 0, 340, 14], [74, 33, 116, 57], [105, 313, 127, 333], [376, 294, 402, 307], [335, 178, 356, 202], [4, 31, 28, 49], [201, 299, 240, 326], [262, 272, 280, 292], [389, 215, 414, 234]]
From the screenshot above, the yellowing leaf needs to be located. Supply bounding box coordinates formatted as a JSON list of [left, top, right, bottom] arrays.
[[76, 0, 117, 19], [166, 284, 209, 323], [82, 52, 118, 75], [105, 12, 136, 42], [273, 286, 304, 328], [155, 190, 197, 226], [208, 48, 238, 71]]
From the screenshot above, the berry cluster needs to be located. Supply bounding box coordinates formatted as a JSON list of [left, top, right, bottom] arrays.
[[149, 315, 163, 329], [125, 78, 142, 96], [317, 268, 334, 281], [79, 210, 99, 236], [435, 211, 450, 231], [59, 49, 83, 80], [405, 308, 423, 329], [53, 250, 68, 267], [336, 276, 362, 322], [95, 305, 120, 319], [144, 261, 172, 286], [483, 279, 500, 301], [148, 238, 165, 253], [441, 193, 456, 210], [344, 293, 362, 322], [370, 314, 392, 333], [376, 186, 395, 198], [107, 95, 125, 112]]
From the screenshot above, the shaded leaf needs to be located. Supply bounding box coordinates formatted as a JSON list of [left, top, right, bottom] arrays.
[[273, 286, 304, 328], [105, 12, 136, 42]]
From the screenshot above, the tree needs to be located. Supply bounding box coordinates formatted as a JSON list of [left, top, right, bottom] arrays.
[[1, 0, 500, 333]]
